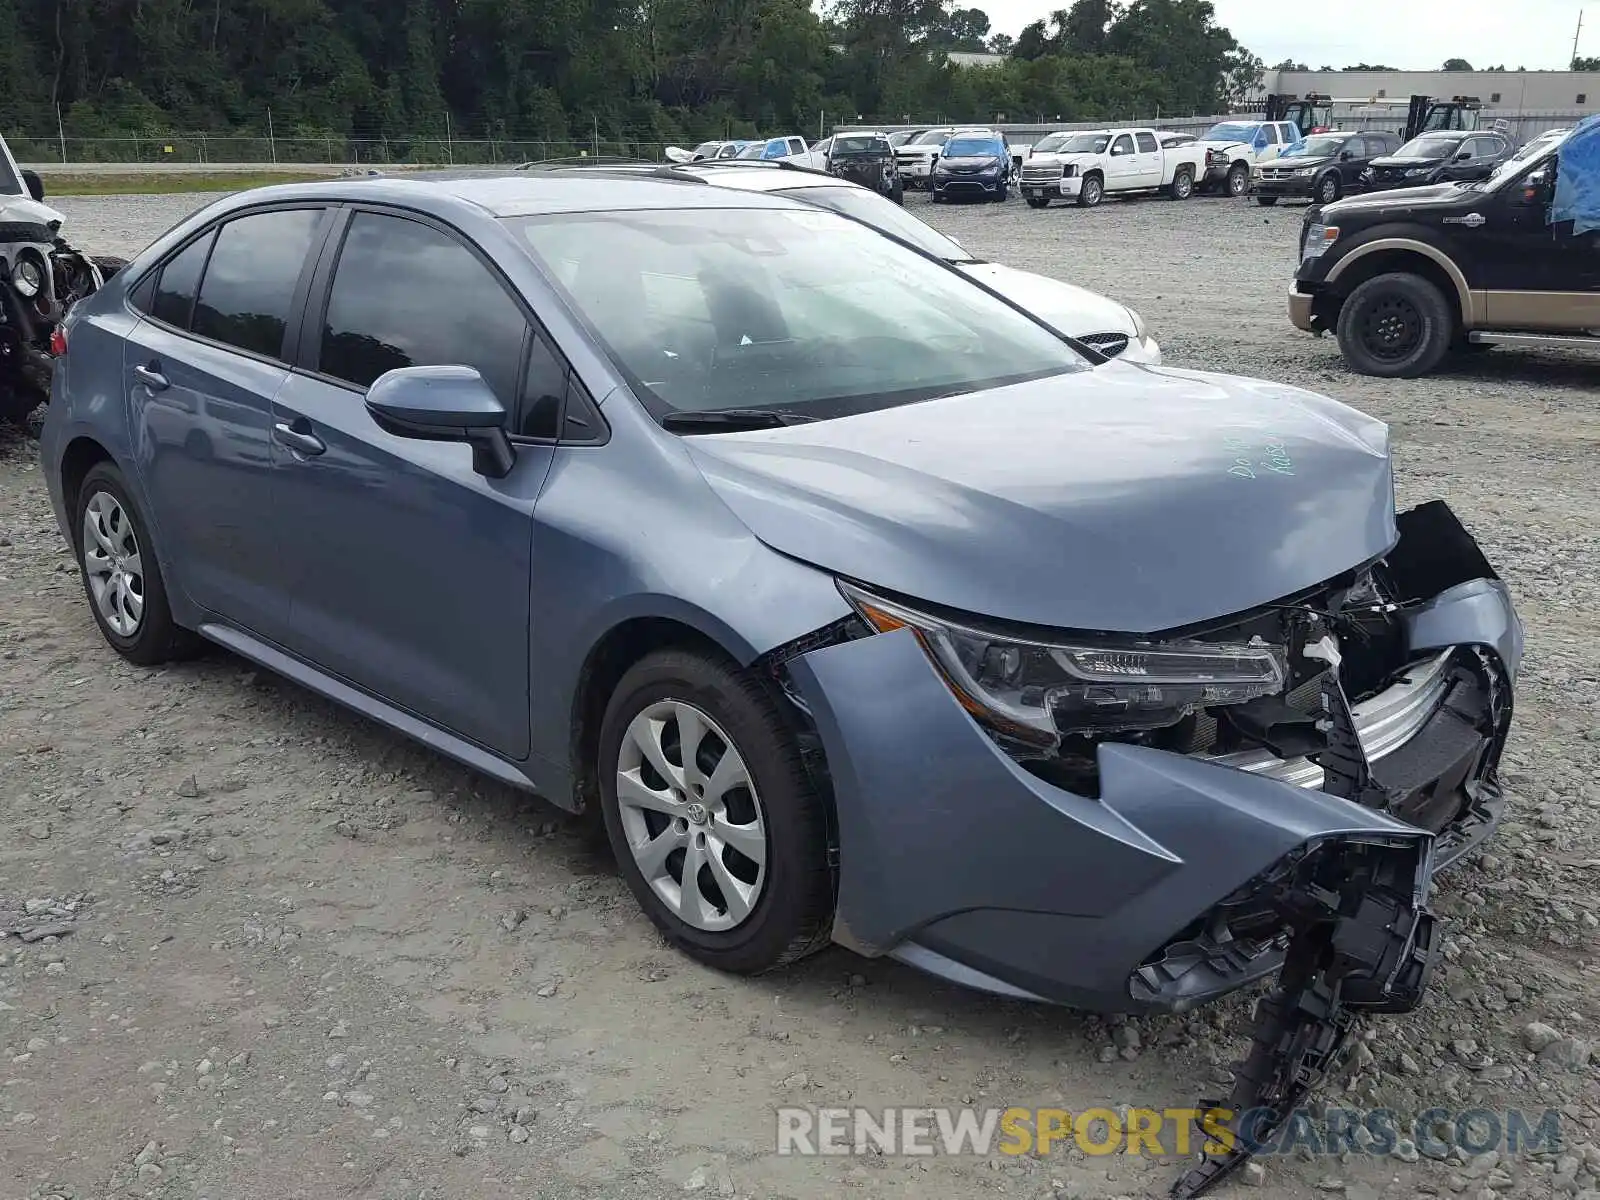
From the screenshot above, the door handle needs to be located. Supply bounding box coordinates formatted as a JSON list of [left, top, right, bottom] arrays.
[[133, 363, 169, 391], [273, 420, 326, 457]]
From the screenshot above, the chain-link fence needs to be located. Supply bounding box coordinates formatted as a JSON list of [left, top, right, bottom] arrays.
[[3, 132, 694, 166]]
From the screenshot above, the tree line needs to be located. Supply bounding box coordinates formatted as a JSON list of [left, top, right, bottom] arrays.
[[0, 0, 1265, 156]]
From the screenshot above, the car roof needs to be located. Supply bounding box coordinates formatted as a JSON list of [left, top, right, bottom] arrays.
[[195, 171, 808, 218]]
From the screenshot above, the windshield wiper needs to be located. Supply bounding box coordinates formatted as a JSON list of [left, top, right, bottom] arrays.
[[661, 408, 818, 433]]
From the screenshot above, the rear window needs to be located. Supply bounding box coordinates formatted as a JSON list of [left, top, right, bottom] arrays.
[[834, 135, 889, 155]]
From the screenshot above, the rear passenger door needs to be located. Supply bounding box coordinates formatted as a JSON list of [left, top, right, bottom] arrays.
[[122, 205, 331, 640], [266, 207, 574, 760]]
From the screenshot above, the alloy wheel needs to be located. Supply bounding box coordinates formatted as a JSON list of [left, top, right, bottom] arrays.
[[81, 490, 145, 637], [1318, 175, 1340, 204], [615, 700, 768, 932]]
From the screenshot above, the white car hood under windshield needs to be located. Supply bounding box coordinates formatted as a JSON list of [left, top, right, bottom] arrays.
[[0, 193, 65, 231], [956, 262, 1135, 338]]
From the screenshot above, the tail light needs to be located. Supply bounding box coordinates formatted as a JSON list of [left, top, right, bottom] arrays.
[[49, 326, 67, 356]]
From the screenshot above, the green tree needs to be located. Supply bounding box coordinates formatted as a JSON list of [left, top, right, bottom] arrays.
[[1441, 57, 1473, 71]]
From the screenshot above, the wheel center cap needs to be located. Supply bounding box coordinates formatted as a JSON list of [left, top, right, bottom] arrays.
[[685, 802, 710, 826]]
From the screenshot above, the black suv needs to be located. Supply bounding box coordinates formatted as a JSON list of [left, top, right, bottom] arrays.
[[1289, 129, 1600, 376], [1360, 130, 1511, 192], [1254, 131, 1402, 206]]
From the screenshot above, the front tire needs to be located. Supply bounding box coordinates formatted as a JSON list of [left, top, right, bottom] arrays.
[[1315, 173, 1342, 205], [1335, 272, 1454, 378], [598, 649, 833, 975], [1076, 175, 1104, 207], [1225, 163, 1250, 197], [73, 463, 200, 665]]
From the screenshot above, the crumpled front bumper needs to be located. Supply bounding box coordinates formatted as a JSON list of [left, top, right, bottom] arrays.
[[787, 573, 1519, 1014]]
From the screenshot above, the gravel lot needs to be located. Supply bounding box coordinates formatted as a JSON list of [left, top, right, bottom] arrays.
[[2, 188, 1598, 1200]]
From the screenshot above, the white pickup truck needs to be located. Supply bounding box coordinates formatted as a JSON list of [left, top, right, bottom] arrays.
[[1195, 119, 1305, 196], [1018, 127, 1207, 208]]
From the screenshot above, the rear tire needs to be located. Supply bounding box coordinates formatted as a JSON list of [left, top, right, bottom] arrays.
[[598, 649, 834, 975], [1026, 196, 1050, 209], [995, 180, 1009, 202], [1168, 169, 1194, 200], [1335, 272, 1454, 379], [0, 381, 42, 425], [1076, 175, 1104, 207], [72, 463, 202, 665]]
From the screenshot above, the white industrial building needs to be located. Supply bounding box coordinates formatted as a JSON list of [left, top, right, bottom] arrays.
[[1266, 69, 1600, 111]]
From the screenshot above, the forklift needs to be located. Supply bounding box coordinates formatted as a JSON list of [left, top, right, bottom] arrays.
[[1404, 94, 1482, 139], [1263, 93, 1334, 134]]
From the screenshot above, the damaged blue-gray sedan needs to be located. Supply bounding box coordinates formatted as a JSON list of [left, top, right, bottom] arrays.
[[39, 173, 1520, 1196]]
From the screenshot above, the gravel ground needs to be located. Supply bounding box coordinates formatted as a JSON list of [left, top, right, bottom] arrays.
[[1, 188, 1598, 1200]]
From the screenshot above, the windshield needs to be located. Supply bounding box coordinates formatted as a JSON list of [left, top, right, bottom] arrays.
[[834, 135, 888, 155], [1280, 135, 1348, 158], [909, 130, 950, 146], [1202, 122, 1262, 143], [1481, 130, 1570, 191], [1394, 135, 1461, 159], [773, 184, 969, 262], [0, 135, 22, 196], [509, 207, 1083, 421], [887, 131, 917, 147], [691, 142, 720, 158], [735, 142, 771, 160], [944, 137, 1003, 158], [1058, 133, 1111, 154], [1030, 133, 1072, 153], [715, 142, 745, 159]]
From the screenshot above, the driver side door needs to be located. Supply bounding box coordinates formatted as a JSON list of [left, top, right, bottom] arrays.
[[1472, 158, 1600, 331], [1106, 134, 1138, 189]]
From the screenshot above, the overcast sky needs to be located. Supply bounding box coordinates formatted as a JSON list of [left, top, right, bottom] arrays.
[[980, 0, 1592, 71]]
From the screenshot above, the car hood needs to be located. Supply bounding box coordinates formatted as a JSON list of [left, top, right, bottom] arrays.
[[1198, 138, 1250, 153], [897, 145, 942, 156], [1271, 155, 1333, 169], [1318, 182, 1467, 216], [956, 262, 1134, 339], [0, 193, 65, 232], [1369, 155, 1447, 169], [939, 155, 1003, 168], [682, 365, 1396, 633]]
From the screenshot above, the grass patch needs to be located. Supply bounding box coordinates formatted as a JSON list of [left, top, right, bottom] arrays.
[[38, 170, 334, 196]]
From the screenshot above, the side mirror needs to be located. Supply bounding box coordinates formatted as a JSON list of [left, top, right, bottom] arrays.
[[1455, 150, 1472, 162], [1339, 150, 1354, 161], [366, 365, 516, 479], [21, 169, 44, 202]]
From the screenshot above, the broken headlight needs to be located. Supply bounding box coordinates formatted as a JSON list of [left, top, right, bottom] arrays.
[[839, 582, 1287, 748]]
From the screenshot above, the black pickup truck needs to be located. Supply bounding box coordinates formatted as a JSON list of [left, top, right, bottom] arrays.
[[1289, 126, 1600, 376]]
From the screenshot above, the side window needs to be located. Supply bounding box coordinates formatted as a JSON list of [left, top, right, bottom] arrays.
[[192, 208, 327, 359], [319, 212, 529, 412], [147, 230, 214, 330], [517, 333, 568, 440], [788, 138, 805, 155], [1462, 138, 1490, 160], [1135, 132, 1158, 153], [1111, 134, 1135, 156]]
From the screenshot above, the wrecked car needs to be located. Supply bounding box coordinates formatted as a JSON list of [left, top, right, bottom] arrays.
[[819, 131, 903, 203], [42, 173, 1520, 1195], [0, 132, 122, 422]]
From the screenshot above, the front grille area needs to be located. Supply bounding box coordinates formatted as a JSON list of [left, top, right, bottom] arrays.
[[1021, 164, 1061, 182], [1078, 331, 1131, 358]]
